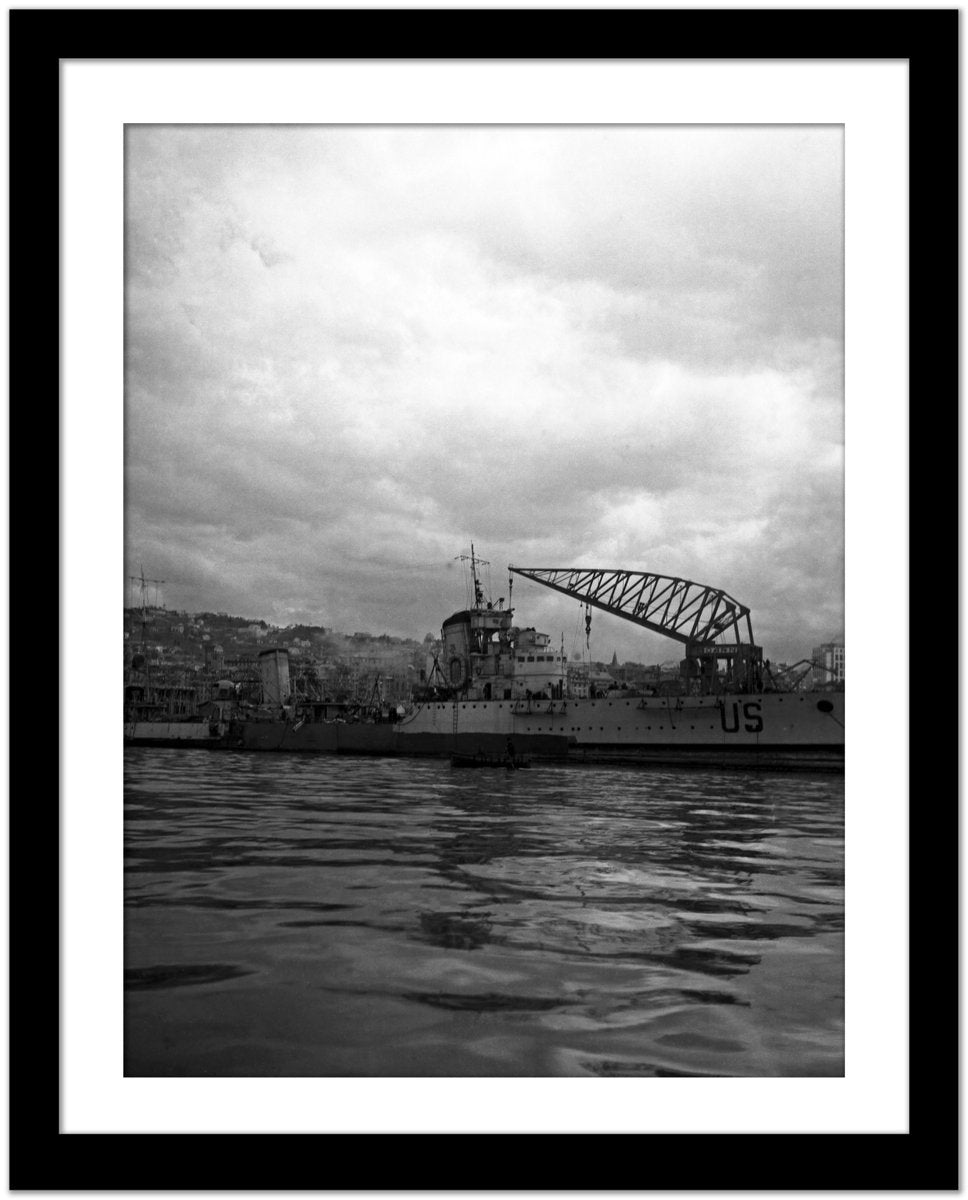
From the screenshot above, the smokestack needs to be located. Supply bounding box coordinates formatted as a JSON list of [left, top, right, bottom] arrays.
[[258, 648, 291, 706]]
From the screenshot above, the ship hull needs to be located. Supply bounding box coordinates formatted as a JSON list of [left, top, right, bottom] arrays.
[[216, 691, 843, 769], [397, 692, 843, 769], [224, 721, 572, 759], [124, 721, 222, 748], [563, 742, 842, 771], [399, 691, 841, 738]]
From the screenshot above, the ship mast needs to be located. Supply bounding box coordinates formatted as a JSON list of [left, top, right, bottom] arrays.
[[456, 544, 489, 609], [128, 565, 168, 710], [129, 565, 153, 699]]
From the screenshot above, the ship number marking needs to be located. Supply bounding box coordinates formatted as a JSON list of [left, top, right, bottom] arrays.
[[720, 701, 763, 733]]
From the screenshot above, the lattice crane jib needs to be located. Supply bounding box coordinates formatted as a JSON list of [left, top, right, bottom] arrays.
[[507, 567, 760, 660]]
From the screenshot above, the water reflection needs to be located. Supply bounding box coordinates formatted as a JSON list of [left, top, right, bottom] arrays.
[[125, 750, 843, 1077], [415, 771, 787, 982]]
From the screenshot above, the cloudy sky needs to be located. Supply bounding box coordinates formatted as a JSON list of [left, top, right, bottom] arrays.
[[125, 124, 843, 665]]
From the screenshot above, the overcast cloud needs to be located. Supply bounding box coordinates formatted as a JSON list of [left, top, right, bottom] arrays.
[[125, 125, 843, 665]]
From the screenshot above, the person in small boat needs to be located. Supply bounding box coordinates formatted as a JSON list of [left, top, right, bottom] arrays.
[[505, 737, 516, 765]]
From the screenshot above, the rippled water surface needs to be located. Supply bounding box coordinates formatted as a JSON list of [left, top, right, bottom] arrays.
[[124, 749, 844, 1077]]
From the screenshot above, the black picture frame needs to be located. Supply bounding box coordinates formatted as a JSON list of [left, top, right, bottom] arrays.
[[16, 6, 956, 1191]]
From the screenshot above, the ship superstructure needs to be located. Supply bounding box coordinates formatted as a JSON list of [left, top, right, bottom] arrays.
[[439, 607, 569, 703], [429, 545, 572, 703]]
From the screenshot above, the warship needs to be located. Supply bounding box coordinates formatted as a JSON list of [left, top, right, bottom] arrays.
[[220, 548, 844, 770]]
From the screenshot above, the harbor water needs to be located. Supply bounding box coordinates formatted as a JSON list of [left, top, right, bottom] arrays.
[[124, 748, 844, 1077]]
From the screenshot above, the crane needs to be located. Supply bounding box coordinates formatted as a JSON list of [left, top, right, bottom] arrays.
[[508, 566, 764, 693]]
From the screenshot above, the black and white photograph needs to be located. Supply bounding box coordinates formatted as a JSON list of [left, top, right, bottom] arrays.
[[11, 2, 956, 1186], [123, 123, 846, 1079]]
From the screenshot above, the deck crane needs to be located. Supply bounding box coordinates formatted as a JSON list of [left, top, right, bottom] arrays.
[[508, 566, 764, 694]]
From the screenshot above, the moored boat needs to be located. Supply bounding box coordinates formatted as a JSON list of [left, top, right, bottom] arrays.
[[450, 751, 531, 770]]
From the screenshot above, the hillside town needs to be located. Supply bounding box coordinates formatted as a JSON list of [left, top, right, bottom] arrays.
[[124, 607, 431, 709]]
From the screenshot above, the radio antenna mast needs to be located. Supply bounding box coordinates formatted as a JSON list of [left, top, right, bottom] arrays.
[[454, 543, 490, 609]]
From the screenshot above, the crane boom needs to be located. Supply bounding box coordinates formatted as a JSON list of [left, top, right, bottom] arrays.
[[507, 566, 756, 649]]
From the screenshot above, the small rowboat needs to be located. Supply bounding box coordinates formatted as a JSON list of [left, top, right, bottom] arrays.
[[450, 752, 531, 770]]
